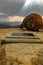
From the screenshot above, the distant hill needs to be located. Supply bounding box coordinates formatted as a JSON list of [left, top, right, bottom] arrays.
[[0, 21, 43, 29], [0, 22, 22, 28]]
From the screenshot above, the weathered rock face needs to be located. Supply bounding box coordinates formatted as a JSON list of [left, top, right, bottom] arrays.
[[0, 45, 6, 65], [20, 13, 42, 31], [2, 44, 43, 65]]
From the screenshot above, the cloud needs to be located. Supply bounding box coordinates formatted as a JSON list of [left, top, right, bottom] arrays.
[[42, 16, 43, 22], [0, 0, 43, 17], [0, 12, 9, 18], [8, 16, 24, 22], [0, 16, 24, 22], [0, 18, 8, 21], [20, 0, 43, 16], [0, 13, 5, 15], [0, 0, 25, 16], [0, 15, 43, 22], [42, 16, 43, 18]]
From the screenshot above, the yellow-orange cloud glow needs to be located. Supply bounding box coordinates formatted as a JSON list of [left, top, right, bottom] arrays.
[[8, 16, 24, 22], [42, 16, 43, 23]]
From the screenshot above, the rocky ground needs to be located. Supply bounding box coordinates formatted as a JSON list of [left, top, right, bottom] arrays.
[[0, 28, 43, 65], [0, 43, 43, 65]]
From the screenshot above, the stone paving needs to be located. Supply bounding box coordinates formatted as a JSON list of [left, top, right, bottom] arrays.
[[0, 28, 43, 65]]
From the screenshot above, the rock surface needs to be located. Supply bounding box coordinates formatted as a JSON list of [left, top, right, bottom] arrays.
[[0, 28, 43, 65], [20, 13, 42, 31], [1, 43, 43, 65], [0, 45, 6, 65]]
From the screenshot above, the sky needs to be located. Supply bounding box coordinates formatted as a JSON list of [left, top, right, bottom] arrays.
[[0, 0, 43, 22]]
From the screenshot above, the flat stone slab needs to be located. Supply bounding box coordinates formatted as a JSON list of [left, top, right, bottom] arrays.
[[0, 28, 43, 65], [2, 43, 43, 65]]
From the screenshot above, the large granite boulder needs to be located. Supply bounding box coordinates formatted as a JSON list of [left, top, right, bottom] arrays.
[[20, 13, 42, 31]]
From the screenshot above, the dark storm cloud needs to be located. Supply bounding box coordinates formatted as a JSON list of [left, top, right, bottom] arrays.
[[0, 0, 43, 17], [0, 0, 25, 16], [19, 4, 43, 16]]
